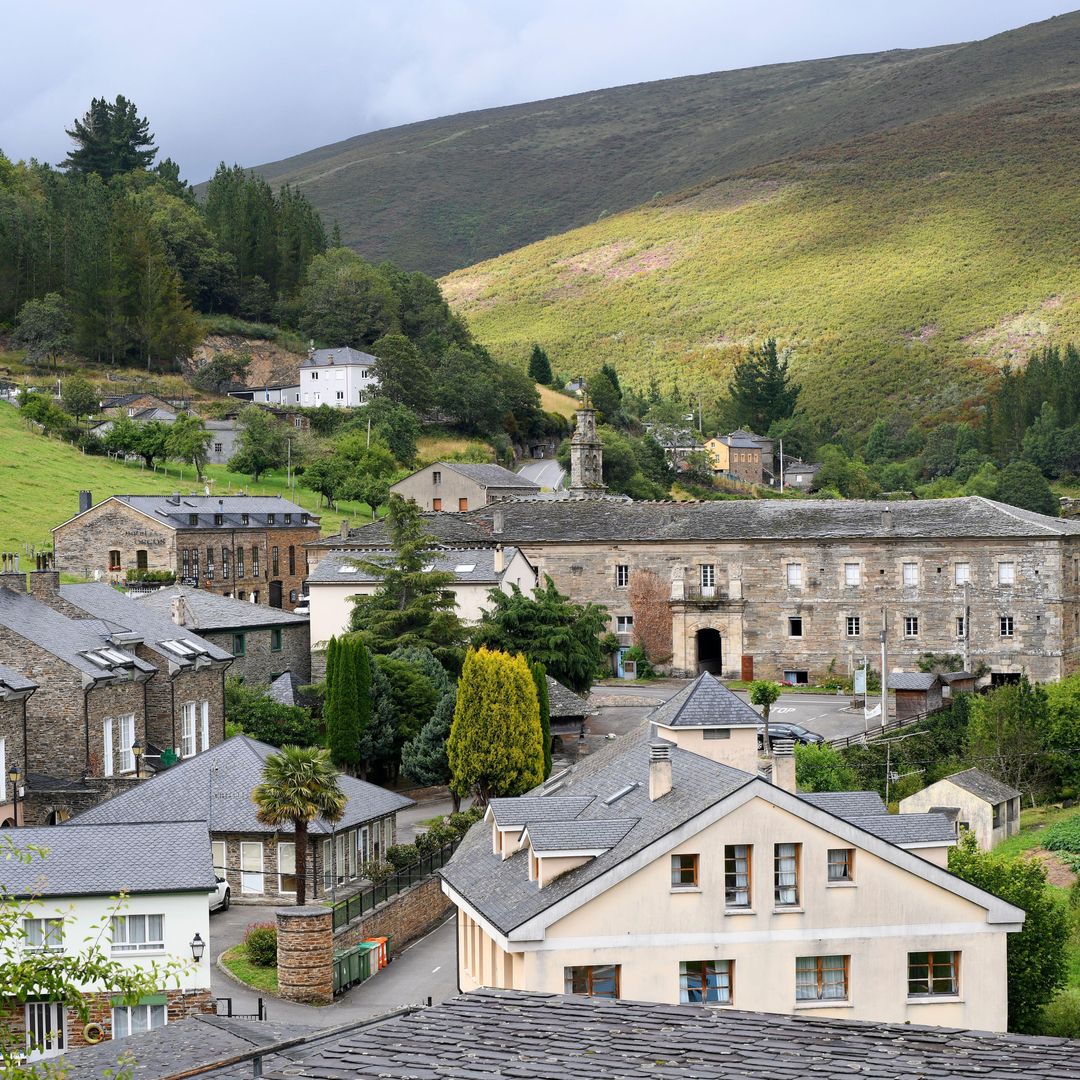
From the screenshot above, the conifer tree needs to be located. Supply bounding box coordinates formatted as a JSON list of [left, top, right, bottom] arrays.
[[530, 660, 553, 779], [728, 337, 800, 433], [325, 636, 361, 773], [527, 344, 553, 385], [63, 95, 157, 180]]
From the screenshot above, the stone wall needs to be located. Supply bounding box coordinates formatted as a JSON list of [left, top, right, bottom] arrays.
[[276, 907, 333, 1005], [334, 876, 452, 955], [143, 663, 226, 756], [201, 621, 310, 685], [53, 500, 176, 582]]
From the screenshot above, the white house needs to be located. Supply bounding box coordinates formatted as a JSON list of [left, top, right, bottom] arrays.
[[0, 821, 214, 1058], [300, 348, 378, 409]]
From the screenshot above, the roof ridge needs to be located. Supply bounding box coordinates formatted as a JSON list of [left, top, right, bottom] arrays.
[[971, 494, 1063, 533]]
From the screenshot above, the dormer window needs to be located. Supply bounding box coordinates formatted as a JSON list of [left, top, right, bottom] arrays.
[[241, 513, 250, 525], [284, 513, 292, 524], [188, 514, 198, 526], [267, 514, 276, 525], [214, 514, 223, 526]]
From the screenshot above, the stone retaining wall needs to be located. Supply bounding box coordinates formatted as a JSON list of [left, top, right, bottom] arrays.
[[334, 876, 452, 954]]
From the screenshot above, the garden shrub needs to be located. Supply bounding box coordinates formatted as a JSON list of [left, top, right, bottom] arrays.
[[243, 923, 277, 967], [384, 843, 420, 869], [1040, 988, 1080, 1038], [1044, 816, 1080, 854], [361, 858, 394, 884]]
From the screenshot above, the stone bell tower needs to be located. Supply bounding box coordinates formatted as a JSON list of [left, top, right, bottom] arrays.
[[570, 399, 604, 491]]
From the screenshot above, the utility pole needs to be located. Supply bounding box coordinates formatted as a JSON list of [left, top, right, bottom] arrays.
[[882, 730, 928, 805], [880, 605, 888, 727], [963, 580, 970, 671], [779, 438, 784, 492]]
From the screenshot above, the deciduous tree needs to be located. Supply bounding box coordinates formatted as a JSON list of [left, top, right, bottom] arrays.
[[11, 293, 72, 368], [228, 405, 288, 481], [165, 411, 212, 479]]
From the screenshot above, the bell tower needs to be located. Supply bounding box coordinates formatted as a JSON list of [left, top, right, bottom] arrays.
[[570, 400, 604, 491]]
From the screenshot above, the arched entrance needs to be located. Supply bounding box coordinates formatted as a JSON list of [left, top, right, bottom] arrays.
[[696, 628, 723, 674]]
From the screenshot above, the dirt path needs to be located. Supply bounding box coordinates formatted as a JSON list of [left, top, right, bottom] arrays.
[[1026, 847, 1078, 888]]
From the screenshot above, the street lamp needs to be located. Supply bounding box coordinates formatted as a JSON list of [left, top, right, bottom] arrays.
[[7, 767, 19, 826], [132, 740, 143, 779], [189, 933, 205, 962]]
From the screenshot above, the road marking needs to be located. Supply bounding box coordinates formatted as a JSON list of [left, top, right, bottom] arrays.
[[431, 966, 441, 973], [772, 707, 796, 714]]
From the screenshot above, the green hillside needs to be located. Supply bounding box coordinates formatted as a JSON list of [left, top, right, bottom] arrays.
[[441, 89, 1080, 435], [247, 13, 1080, 276]]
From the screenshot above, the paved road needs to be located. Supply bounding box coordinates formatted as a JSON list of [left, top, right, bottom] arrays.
[[517, 460, 565, 489]]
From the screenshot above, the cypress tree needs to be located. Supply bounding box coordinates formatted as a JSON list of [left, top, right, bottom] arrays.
[[354, 636, 373, 747], [325, 636, 361, 773], [530, 660, 553, 779], [527, 344, 553, 385]]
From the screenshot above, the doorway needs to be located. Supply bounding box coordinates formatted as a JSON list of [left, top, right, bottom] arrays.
[[269, 580, 283, 608], [696, 628, 723, 674]]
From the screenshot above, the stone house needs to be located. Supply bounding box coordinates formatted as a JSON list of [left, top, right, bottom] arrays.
[[704, 435, 765, 485], [781, 458, 821, 492], [99, 393, 182, 418], [69, 735, 413, 904], [300, 347, 378, 409], [390, 462, 540, 512], [900, 768, 1021, 851], [1, 821, 214, 1057], [441, 676, 1019, 1031], [136, 585, 311, 684], [52, 493, 320, 611], [886, 671, 944, 720]]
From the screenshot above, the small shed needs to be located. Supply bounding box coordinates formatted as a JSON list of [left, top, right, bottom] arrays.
[[546, 676, 592, 743], [886, 671, 943, 720], [900, 768, 1021, 850], [939, 670, 977, 697]]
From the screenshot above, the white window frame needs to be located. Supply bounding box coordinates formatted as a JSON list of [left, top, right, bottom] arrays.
[[240, 842, 264, 895], [180, 702, 197, 759], [904, 616, 919, 638], [336, 833, 347, 886], [700, 564, 716, 590], [954, 563, 970, 585], [615, 615, 634, 635], [902, 562, 919, 587], [111, 1002, 166, 1039], [200, 700, 210, 752], [322, 838, 333, 890], [786, 563, 802, 587], [25, 1001, 65, 1060], [846, 616, 861, 637], [998, 561, 1015, 586], [1000, 615, 1014, 638], [788, 616, 803, 639], [278, 841, 297, 894], [116, 714, 135, 775], [103, 716, 114, 777], [615, 564, 629, 588], [349, 830, 358, 879], [844, 563, 860, 587], [111, 914, 164, 953], [24, 917, 64, 953]]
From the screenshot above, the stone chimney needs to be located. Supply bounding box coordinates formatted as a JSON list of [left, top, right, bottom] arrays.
[[78, 490, 93, 515], [0, 552, 25, 594], [493, 544, 505, 575], [649, 742, 673, 801], [170, 593, 194, 628], [492, 508, 504, 536], [28, 553, 59, 602], [772, 738, 797, 793], [340, 519, 350, 540], [881, 506, 893, 532]]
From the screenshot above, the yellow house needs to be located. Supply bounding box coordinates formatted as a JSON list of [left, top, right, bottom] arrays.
[[441, 674, 1023, 1031]]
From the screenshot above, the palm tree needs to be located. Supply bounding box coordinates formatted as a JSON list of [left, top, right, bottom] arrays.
[[253, 746, 347, 905]]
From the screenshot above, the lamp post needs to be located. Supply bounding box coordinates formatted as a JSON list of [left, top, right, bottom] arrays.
[[8, 767, 19, 826], [132, 739, 143, 779], [189, 933, 205, 963]]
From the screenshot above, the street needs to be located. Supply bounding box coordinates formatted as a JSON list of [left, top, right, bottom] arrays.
[[516, 460, 565, 489]]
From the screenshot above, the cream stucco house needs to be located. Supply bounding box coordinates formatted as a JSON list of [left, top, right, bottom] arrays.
[[900, 768, 1021, 851], [440, 673, 1024, 1031]]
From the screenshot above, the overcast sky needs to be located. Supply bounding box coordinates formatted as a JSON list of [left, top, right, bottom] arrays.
[[2, 1, 1075, 183]]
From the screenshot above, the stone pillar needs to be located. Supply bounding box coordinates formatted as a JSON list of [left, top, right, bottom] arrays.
[[276, 906, 333, 1005]]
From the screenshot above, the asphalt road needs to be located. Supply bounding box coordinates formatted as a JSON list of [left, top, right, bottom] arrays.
[[517, 460, 565, 488]]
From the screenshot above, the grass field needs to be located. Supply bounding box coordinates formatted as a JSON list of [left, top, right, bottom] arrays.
[[538, 385, 579, 420], [0, 403, 372, 551]]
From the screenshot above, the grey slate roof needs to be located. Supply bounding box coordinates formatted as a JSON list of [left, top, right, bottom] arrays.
[[524, 818, 638, 853], [939, 670, 976, 683], [458, 495, 1080, 543], [137, 585, 309, 630], [66, 735, 413, 835], [0, 662, 37, 693], [853, 812, 958, 846], [286, 988, 1080, 1079], [439, 461, 541, 489], [59, 494, 319, 532], [886, 671, 941, 691], [488, 796, 595, 828], [59, 583, 233, 667], [647, 672, 761, 728], [798, 790, 887, 816], [316, 514, 490, 550], [1, 821, 214, 897], [546, 676, 590, 719], [945, 767, 1021, 803], [268, 669, 306, 707], [308, 546, 524, 585], [302, 346, 376, 368]]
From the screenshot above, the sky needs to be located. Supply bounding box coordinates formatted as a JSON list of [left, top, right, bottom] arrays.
[[2, 1, 1076, 184]]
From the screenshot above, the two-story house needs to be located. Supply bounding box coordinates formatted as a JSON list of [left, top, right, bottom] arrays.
[[300, 347, 378, 409], [390, 462, 540, 512], [440, 674, 1023, 1031]]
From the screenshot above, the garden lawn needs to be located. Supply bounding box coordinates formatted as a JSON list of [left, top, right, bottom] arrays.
[[220, 944, 278, 994]]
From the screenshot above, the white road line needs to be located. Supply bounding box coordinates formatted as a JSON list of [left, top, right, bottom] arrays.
[[432, 966, 441, 973]]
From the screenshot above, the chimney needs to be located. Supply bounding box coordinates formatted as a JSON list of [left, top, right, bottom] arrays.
[[772, 738, 797, 793], [493, 544, 505, 575], [28, 552, 59, 602], [170, 593, 193, 627], [492, 508, 504, 536], [649, 742, 673, 801], [0, 552, 25, 594], [340, 518, 350, 540], [881, 506, 893, 531], [78, 490, 93, 515]]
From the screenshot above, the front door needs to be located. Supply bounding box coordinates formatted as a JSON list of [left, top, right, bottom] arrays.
[[269, 580, 283, 609], [25, 1002, 65, 1060], [240, 842, 264, 894], [741, 655, 754, 681]]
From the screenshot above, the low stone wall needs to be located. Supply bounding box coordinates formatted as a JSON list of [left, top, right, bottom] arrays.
[[334, 876, 452, 954]]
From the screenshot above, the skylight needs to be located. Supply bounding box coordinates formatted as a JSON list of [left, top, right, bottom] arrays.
[[454, 564, 476, 573], [338, 566, 358, 573]]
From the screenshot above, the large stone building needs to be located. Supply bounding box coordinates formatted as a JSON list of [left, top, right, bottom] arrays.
[[52, 493, 320, 611], [390, 462, 540, 512]]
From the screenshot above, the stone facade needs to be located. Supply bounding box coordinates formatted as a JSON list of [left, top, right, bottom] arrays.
[[334, 876, 453, 954], [276, 907, 334, 1004], [390, 463, 538, 513], [569, 406, 604, 490], [199, 622, 310, 684]]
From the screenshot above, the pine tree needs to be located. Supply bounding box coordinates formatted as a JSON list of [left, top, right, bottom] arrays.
[[527, 344, 553, 385], [63, 96, 157, 180], [401, 688, 457, 792], [728, 337, 800, 433], [530, 660, 553, 779]]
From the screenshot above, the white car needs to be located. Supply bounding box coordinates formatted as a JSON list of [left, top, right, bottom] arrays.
[[210, 875, 230, 912]]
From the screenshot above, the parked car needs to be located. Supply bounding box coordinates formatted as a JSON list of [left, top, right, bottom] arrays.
[[210, 875, 230, 912], [757, 721, 825, 748]]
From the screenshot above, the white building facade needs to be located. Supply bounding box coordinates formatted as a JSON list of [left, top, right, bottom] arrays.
[[300, 348, 378, 409]]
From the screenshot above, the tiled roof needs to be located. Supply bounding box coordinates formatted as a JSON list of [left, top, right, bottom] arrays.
[[287, 988, 1080, 1079], [6, 821, 214, 897], [647, 672, 761, 729], [939, 670, 976, 683], [799, 790, 955, 846], [945, 767, 1021, 803], [488, 797, 595, 828], [886, 671, 941, 691], [57, 494, 319, 532], [0, 662, 36, 694], [137, 585, 309, 630], [308, 547, 525, 585], [798, 791, 887, 816], [302, 347, 376, 368], [524, 818, 638, 853], [546, 676, 590, 719], [66, 735, 413, 835], [439, 462, 540, 489]]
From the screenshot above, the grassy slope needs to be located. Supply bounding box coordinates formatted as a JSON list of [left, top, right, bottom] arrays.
[[442, 90, 1080, 435], [0, 403, 370, 551], [245, 13, 1080, 275]]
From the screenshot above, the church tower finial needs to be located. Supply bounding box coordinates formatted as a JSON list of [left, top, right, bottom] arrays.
[[570, 390, 604, 491]]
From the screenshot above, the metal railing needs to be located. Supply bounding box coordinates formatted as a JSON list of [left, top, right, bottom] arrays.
[[215, 996, 266, 1021], [330, 840, 459, 930], [828, 708, 938, 751]]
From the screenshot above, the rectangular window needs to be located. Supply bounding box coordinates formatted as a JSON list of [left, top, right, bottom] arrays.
[[300, 513, 309, 524], [955, 563, 970, 585], [236, 547, 244, 578], [907, 951, 959, 997], [24, 917, 63, 952], [222, 547, 230, 579], [902, 562, 918, 587], [240, 842, 264, 895], [774, 842, 800, 906], [278, 841, 297, 894], [795, 955, 848, 1001], [289, 545, 296, 575], [432, 498, 442, 511], [252, 546, 259, 577], [700, 564, 716, 589], [111, 914, 164, 952], [724, 844, 751, 908], [432, 471, 441, 485], [564, 965, 620, 999], [1000, 615, 1014, 637], [214, 512, 224, 524], [103, 716, 113, 777], [271, 547, 279, 576], [192, 547, 199, 581], [232, 633, 246, 657], [200, 700, 210, 752], [827, 848, 854, 883], [844, 563, 860, 586], [616, 615, 634, 635], [109, 549, 121, 571], [117, 715, 135, 774], [679, 959, 733, 1005], [846, 616, 860, 637], [181, 548, 190, 579], [211, 840, 226, 874], [786, 563, 802, 586], [703, 728, 730, 740], [349, 830, 358, 879], [458, 498, 468, 512], [904, 616, 919, 637], [999, 561, 1015, 585], [336, 390, 344, 400], [181, 701, 197, 758], [205, 546, 214, 581], [956, 615, 967, 639], [670, 853, 699, 889], [271, 628, 283, 652], [284, 513, 292, 525], [788, 616, 803, 638], [188, 513, 198, 526], [112, 1003, 166, 1039], [267, 514, 276, 525], [241, 513, 250, 525], [322, 838, 333, 890], [615, 564, 630, 588]]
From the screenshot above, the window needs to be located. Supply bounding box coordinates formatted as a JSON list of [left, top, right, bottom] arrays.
[[117, 715, 135, 774], [252, 590, 259, 603], [955, 562, 970, 585], [336, 833, 347, 885], [24, 917, 63, 952], [703, 728, 730, 740], [904, 616, 919, 637], [181, 548, 190, 579], [336, 390, 344, 400], [432, 498, 442, 511], [200, 700, 210, 752], [236, 547, 244, 578], [25, 1001, 65, 1060], [615, 564, 630, 588], [136, 550, 147, 571], [232, 633, 246, 656], [956, 615, 967, 639], [458, 498, 468, 511], [103, 716, 113, 777], [432, 471, 442, 485], [289, 545, 296, 575], [205, 546, 214, 581], [111, 914, 164, 952], [322, 838, 333, 891], [902, 562, 918, 587], [998, 561, 1015, 585], [192, 547, 199, 580], [267, 513, 276, 525], [671, 853, 699, 889], [788, 616, 803, 638], [700, 564, 716, 589], [284, 513, 292, 524], [564, 965, 619, 999], [679, 960, 733, 1005], [786, 563, 802, 586], [795, 955, 848, 1001], [724, 844, 751, 908], [846, 616, 861, 637], [844, 562, 860, 586], [271, 547, 279, 576], [188, 513, 198, 525], [181, 701, 197, 758], [827, 848, 854, 883], [108, 549, 121, 571], [112, 1002, 166, 1039], [221, 547, 230, 579], [241, 513, 250, 525], [252, 546, 259, 576], [616, 615, 634, 635], [271, 628, 283, 652], [211, 840, 226, 874], [992, 802, 1004, 829], [214, 511, 223, 524], [908, 951, 959, 997], [1000, 615, 1014, 637], [310, 371, 319, 380], [774, 843, 800, 906], [300, 513, 309, 524], [279, 842, 296, 893], [349, 830, 358, 879], [241, 842, 264, 894]]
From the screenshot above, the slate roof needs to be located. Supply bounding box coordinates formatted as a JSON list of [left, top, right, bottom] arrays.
[[886, 671, 941, 691], [137, 585, 309, 630], [798, 790, 887, 816], [458, 495, 1080, 543], [2, 821, 214, 897], [488, 797, 596, 828], [66, 735, 413, 835], [302, 346, 376, 368], [647, 672, 761, 729], [798, 790, 955, 846], [59, 583, 234, 667], [268, 670, 306, 707], [945, 767, 1021, 803], [308, 546, 526, 585], [314, 514, 490, 550], [56, 494, 319, 533], [524, 818, 638, 853], [287, 988, 1080, 1079], [546, 676, 590, 719], [939, 669, 976, 683], [0, 662, 36, 694], [437, 461, 541, 489]]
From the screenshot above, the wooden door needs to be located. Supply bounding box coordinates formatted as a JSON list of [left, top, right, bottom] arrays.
[[741, 655, 754, 681]]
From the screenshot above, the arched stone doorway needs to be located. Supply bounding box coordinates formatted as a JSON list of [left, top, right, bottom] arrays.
[[696, 628, 723, 674]]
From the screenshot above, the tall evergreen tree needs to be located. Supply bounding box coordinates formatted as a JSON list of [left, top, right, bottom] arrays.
[[527, 344, 553, 385], [530, 660, 553, 779], [63, 96, 157, 179], [728, 337, 800, 433], [324, 636, 368, 774]]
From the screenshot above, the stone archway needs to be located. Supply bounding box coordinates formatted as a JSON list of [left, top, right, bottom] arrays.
[[696, 628, 723, 674]]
